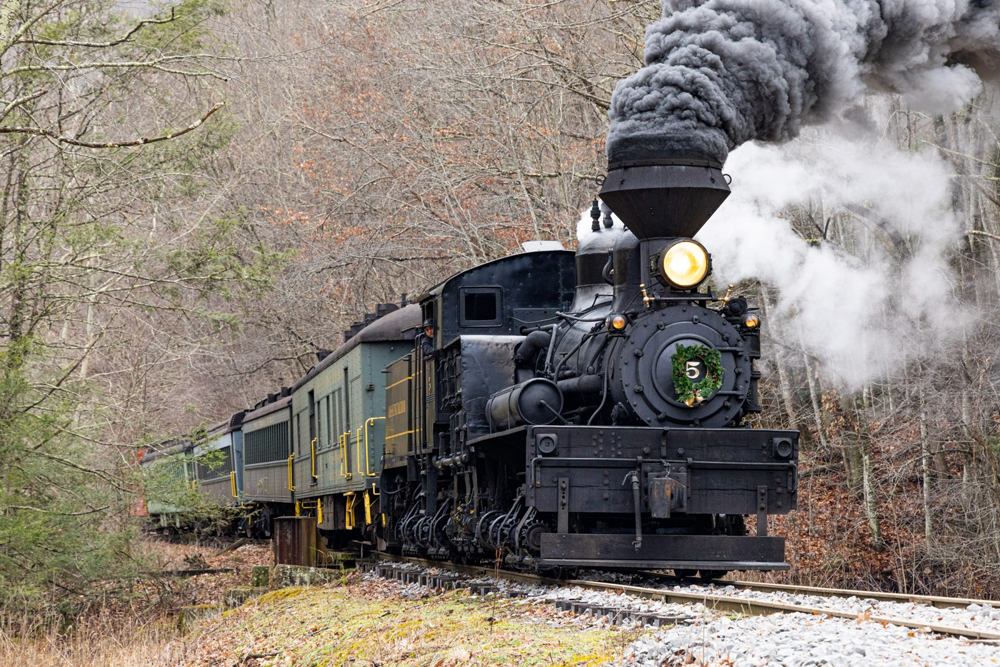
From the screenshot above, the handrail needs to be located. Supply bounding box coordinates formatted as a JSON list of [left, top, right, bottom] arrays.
[[310, 438, 318, 481], [338, 432, 345, 477], [229, 471, 238, 498], [344, 492, 356, 530], [364, 417, 385, 477], [355, 426, 363, 478], [287, 454, 295, 491], [339, 431, 352, 479]]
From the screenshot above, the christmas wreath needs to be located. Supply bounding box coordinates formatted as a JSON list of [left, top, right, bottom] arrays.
[[671, 344, 724, 407]]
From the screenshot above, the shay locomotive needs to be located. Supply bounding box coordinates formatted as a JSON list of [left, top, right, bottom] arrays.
[[142, 160, 799, 578]]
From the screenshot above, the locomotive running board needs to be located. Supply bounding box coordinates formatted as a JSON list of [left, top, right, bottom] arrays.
[[538, 533, 789, 571]]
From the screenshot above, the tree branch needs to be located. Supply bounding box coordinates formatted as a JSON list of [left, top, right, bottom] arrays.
[[31, 451, 133, 493], [4, 53, 229, 76], [0, 0, 65, 61], [0, 102, 224, 148], [20, 9, 176, 48], [0, 89, 47, 124], [5, 505, 110, 516], [965, 229, 1000, 243]]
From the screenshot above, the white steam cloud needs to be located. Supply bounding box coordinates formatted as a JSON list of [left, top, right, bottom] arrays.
[[698, 134, 969, 388]]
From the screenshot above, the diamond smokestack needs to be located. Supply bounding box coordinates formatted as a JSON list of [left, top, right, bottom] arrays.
[[598, 156, 730, 241]]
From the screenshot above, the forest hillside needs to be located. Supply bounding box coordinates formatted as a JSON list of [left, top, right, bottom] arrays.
[[1, 0, 1000, 620]]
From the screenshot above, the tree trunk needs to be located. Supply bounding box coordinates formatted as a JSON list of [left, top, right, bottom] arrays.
[[919, 388, 932, 546], [840, 392, 882, 549], [760, 285, 798, 431], [861, 439, 885, 552], [803, 353, 828, 452]]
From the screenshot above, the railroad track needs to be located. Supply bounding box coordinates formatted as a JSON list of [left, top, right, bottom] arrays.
[[704, 576, 1000, 611], [370, 554, 1000, 641]]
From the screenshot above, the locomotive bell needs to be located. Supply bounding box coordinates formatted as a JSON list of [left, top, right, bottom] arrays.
[[598, 158, 730, 241]]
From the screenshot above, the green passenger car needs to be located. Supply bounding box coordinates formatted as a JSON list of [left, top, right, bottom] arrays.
[[288, 304, 420, 541]]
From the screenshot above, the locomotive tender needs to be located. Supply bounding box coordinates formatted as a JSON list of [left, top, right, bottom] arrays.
[[143, 159, 799, 577]]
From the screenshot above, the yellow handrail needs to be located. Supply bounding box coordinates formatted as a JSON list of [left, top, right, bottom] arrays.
[[317, 497, 323, 525], [364, 417, 385, 477], [339, 432, 352, 479], [310, 438, 318, 481], [229, 471, 238, 498], [338, 432, 345, 477], [345, 492, 356, 530], [287, 454, 295, 491], [355, 426, 363, 477]]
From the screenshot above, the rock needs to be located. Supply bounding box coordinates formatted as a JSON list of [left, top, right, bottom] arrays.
[[321, 551, 356, 568], [177, 604, 224, 633], [271, 564, 347, 589], [225, 586, 268, 608], [251, 565, 270, 588]]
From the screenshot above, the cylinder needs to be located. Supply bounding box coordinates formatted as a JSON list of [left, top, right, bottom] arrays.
[[486, 378, 564, 430], [557, 374, 604, 409]]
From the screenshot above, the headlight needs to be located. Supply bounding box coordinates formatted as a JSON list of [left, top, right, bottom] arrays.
[[661, 240, 710, 289]]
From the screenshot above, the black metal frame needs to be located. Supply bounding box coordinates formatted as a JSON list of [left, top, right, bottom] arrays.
[[538, 533, 788, 570]]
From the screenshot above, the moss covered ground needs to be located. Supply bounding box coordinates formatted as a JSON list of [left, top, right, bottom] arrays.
[[172, 576, 644, 666]]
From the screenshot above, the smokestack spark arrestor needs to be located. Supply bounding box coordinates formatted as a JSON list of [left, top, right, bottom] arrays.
[[599, 158, 730, 241]]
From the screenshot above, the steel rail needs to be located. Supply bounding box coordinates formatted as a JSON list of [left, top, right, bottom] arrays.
[[375, 554, 1000, 641], [709, 578, 1000, 611], [631, 570, 1000, 611]]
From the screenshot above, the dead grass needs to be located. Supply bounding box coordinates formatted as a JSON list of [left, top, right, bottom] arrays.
[[0, 537, 273, 667], [0, 539, 643, 666], [3, 578, 643, 667], [0, 609, 184, 667], [172, 577, 644, 667], [134, 537, 222, 571]]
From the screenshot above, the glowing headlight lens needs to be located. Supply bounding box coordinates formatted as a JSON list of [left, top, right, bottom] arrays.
[[661, 240, 710, 289], [610, 315, 627, 330], [743, 314, 759, 328]]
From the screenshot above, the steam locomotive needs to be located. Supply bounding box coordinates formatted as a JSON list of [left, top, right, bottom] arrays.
[[142, 159, 799, 578]]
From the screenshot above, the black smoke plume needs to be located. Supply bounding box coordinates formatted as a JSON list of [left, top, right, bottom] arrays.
[[607, 0, 1000, 166]]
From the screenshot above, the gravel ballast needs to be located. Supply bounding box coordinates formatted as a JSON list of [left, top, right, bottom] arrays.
[[365, 563, 1000, 665], [619, 611, 1000, 667], [673, 582, 1000, 635]]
